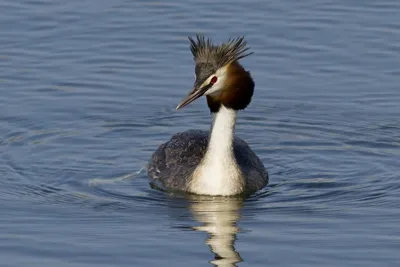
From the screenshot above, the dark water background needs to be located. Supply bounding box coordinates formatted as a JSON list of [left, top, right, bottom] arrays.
[[1, 1, 400, 266]]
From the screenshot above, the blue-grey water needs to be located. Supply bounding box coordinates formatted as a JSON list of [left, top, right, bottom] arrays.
[[1, 0, 400, 266]]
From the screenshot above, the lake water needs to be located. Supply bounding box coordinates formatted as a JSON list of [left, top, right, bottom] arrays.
[[1, 0, 400, 266]]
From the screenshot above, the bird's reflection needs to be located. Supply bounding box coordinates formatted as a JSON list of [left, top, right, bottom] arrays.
[[188, 196, 244, 267]]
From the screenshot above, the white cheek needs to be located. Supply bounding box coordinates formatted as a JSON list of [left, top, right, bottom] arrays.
[[204, 68, 228, 96], [205, 80, 224, 95]]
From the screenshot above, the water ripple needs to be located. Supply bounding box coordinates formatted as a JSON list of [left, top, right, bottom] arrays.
[[1, 0, 400, 266]]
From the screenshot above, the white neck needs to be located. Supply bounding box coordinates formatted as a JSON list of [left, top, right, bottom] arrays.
[[190, 105, 244, 196], [210, 105, 237, 159]]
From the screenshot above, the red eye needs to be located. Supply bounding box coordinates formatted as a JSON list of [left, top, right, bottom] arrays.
[[210, 76, 218, 84]]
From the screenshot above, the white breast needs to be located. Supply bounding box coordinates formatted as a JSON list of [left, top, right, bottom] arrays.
[[189, 106, 245, 196]]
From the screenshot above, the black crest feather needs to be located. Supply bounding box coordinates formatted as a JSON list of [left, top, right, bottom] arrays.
[[188, 35, 253, 69]]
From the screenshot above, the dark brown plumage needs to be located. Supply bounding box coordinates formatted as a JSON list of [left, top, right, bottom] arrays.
[[206, 61, 254, 112]]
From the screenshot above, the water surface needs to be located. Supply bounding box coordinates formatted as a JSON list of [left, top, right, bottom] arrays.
[[1, 0, 400, 266]]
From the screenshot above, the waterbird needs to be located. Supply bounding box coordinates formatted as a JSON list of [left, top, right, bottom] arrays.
[[148, 35, 268, 196]]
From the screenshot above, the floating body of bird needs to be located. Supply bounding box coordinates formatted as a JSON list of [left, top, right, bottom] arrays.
[[148, 35, 268, 196]]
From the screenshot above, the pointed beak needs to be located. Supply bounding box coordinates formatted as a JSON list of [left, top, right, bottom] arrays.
[[176, 83, 212, 110]]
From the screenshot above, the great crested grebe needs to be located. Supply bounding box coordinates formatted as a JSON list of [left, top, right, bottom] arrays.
[[148, 35, 268, 196]]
